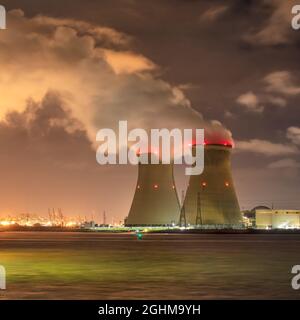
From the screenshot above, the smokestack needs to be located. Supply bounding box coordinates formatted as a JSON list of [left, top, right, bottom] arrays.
[[183, 143, 242, 226], [125, 153, 180, 226]]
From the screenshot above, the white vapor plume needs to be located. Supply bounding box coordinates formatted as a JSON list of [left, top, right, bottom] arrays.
[[0, 10, 233, 148]]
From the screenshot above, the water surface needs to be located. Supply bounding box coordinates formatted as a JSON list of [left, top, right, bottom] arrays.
[[0, 232, 299, 299]]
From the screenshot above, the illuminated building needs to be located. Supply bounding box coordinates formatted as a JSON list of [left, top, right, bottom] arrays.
[[255, 209, 300, 229]]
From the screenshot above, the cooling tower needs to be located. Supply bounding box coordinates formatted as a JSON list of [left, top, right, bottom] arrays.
[[183, 144, 242, 226], [125, 154, 180, 226]]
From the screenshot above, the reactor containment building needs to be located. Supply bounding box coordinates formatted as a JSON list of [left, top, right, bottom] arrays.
[[125, 153, 181, 226], [182, 143, 242, 227]]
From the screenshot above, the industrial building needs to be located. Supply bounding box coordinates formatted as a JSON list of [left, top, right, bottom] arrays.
[[255, 208, 300, 229], [125, 153, 180, 226], [242, 206, 270, 228], [183, 143, 242, 227]]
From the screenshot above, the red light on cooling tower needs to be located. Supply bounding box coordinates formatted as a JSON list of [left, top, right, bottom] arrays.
[[154, 184, 159, 189], [225, 182, 230, 187], [137, 185, 140, 189], [223, 141, 233, 147], [203, 140, 233, 148], [202, 182, 207, 187]]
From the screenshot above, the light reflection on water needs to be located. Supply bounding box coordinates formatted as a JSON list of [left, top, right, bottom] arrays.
[[0, 232, 299, 299]]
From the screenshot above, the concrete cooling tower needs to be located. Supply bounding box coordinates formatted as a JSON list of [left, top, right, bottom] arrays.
[[183, 143, 242, 226], [125, 153, 180, 226]]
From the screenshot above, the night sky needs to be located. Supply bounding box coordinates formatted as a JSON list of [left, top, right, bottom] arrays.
[[0, 0, 300, 222]]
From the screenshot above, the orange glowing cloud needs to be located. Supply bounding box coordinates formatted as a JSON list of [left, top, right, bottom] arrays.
[[0, 9, 232, 147]]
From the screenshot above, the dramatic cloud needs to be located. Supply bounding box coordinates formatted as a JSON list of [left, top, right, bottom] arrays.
[[0, 9, 232, 148], [244, 0, 298, 46], [235, 139, 299, 156]]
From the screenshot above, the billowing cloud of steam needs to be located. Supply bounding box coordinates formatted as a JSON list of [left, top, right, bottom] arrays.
[[0, 9, 232, 148]]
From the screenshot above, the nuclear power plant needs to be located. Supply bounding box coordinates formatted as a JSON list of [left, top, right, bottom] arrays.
[[182, 143, 242, 226], [125, 144, 242, 228], [125, 153, 181, 226]]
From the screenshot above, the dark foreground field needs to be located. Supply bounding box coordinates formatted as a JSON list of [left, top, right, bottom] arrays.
[[0, 232, 299, 299]]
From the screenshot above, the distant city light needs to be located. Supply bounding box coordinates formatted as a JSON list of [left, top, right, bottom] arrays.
[[0, 214, 82, 228]]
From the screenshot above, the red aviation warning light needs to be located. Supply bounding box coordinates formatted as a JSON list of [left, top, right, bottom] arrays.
[[190, 140, 234, 148]]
